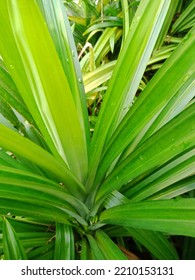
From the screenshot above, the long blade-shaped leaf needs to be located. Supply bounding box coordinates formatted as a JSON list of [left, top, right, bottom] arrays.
[[126, 228, 178, 260], [86, 234, 106, 260], [171, 0, 195, 34], [1, 231, 53, 251], [154, 0, 180, 50], [103, 190, 178, 260], [95, 230, 127, 260], [96, 26, 195, 185], [121, 0, 130, 41], [150, 176, 195, 200], [3, 217, 27, 260], [0, 198, 72, 225], [100, 198, 195, 237], [139, 75, 195, 145], [37, 0, 90, 147], [0, 97, 22, 130], [27, 242, 54, 260], [0, 166, 88, 218], [0, 59, 35, 126], [5, 217, 48, 233], [87, 0, 171, 190], [0, 124, 85, 199], [124, 149, 195, 201], [0, 0, 88, 182], [80, 238, 89, 260], [96, 102, 195, 200], [0, 2, 59, 160], [0, 149, 28, 171], [54, 223, 75, 260]]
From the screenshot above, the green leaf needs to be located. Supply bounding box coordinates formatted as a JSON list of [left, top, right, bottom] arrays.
[[5, 216, 49, 233], [3, 217, 27, 260], [0, 1, 58, 160], [83, 61, 115, 93], [0, 59, 35, 126], [86, 234, 106, 260], [27, 241, 54, 260], [182, 236, 195, 260], [139, 74, 195, 145], [54, 223, 75, 260], [96, 101, 195, 200], [95, 26, 195, 187], [124, 149, 195, 201], [36, 0, 90, 150], [0, 0, 88, 182], [150, 176, 195, 200], [154, 0, 180, 50], [1, 231, 53, 250], [126, 228, 179, 260], [121, 0, 130, 40], [94, 229, 127, 260], [81, 27, 121, 71], [103, 190, 178, 260], [0, 198, 71, 225], [171, 0, 195, 34], [100, 198, 195, 237], [0, 166, 88, 218], [0, 98, 22, 130], [87, 0, 172, 190], [83, 18, 123, 35], [0, 149, 27, 170], [80, 238, 88, 260], [0, 124, 85, 199]]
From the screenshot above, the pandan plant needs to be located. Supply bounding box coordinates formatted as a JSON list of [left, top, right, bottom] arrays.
[[0, 0, 195, 260]]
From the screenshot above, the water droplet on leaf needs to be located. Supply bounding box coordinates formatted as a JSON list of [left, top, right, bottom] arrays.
[[139, 154, 144, 160], [136, 16, 141, 22]]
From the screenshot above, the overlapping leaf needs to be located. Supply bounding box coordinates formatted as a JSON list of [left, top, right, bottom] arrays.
[[0, 0, 88, 183], [100, 198, 195, 237]]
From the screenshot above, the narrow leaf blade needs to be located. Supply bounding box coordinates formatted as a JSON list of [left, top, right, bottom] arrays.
[[100, 199, 195, 238], [3, 217, 27, 260], [54, 223, 75, 260]]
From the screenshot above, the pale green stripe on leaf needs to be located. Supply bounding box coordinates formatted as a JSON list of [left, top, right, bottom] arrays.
[[0, 1, 60, 160], [150, 176, 195, 200], [0, 0, 88, 182], [37, 0, 90, 149]]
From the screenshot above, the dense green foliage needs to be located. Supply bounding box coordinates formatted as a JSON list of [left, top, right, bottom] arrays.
[[0, 0, 195, 260]]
